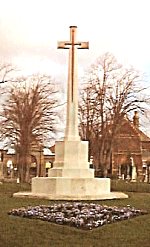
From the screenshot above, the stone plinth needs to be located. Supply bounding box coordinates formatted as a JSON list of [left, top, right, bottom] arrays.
[[48, 140, 94, 178], [31, 177, 110, 198], [30, 139, 111, 199], [14, 140, 128, 200]]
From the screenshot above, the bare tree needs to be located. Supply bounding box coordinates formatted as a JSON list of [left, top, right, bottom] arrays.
[[79, 53, 150, 177], [0, 63, 16, 83], [0, 63, 17, 105], [0, 75, 60, 182]]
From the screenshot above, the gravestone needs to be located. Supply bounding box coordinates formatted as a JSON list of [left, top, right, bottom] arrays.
[[14, 26, 127, 200], [131, 157, 137, 182]]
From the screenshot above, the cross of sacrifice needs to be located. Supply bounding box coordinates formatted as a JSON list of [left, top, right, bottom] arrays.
[[57, 26, 89, 140], [57, 26, 89, 102]]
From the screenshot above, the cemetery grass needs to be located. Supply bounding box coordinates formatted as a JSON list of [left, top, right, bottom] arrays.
[[0, 182, 150, 247]]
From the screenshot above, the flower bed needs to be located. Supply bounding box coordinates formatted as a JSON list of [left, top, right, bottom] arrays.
[[8, 202, 148, 230]]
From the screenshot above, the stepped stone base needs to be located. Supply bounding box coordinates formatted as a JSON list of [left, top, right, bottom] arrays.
[[32, 177, 110, 195], [13, 140, 128, 200], [13, 177, 128, 200]]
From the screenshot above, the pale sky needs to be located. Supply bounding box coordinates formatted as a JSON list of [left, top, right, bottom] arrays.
[[1, 0, 150, 138], [1, 0, 150, 83]]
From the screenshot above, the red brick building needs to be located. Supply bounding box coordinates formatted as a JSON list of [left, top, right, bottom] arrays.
[[111, 112, 150, 181]]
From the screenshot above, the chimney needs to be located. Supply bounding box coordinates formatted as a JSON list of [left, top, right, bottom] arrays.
[[133, 111, 139, 128]]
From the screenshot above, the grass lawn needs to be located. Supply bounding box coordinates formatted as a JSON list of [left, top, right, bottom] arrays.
[[0, 181, 150, 247]]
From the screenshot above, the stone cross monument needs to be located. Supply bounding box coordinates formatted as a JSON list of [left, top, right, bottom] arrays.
[[47, 26, 93, 179], [14, 26, 128, 200]]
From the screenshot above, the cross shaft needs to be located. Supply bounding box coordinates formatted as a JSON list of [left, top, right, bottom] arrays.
[[58, 26, 89, 140]]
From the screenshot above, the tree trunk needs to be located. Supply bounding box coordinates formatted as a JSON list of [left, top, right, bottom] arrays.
[[25, 154, 31, 183], [18, 153, 31, 183]]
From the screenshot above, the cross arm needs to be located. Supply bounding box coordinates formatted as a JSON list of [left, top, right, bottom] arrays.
[[78, 42, 89, 49], [57, 41, 70, 49], [57, 41, 89, 49]]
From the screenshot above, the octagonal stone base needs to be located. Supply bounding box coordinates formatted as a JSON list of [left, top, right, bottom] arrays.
[[13, 139, 128, 200], [13, 177, 128, 200]]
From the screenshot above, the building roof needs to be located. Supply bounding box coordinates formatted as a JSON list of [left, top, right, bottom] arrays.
[[122, 116, 150, 143], [136, 129, 150, 142], [43, 148, 55, 156]]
